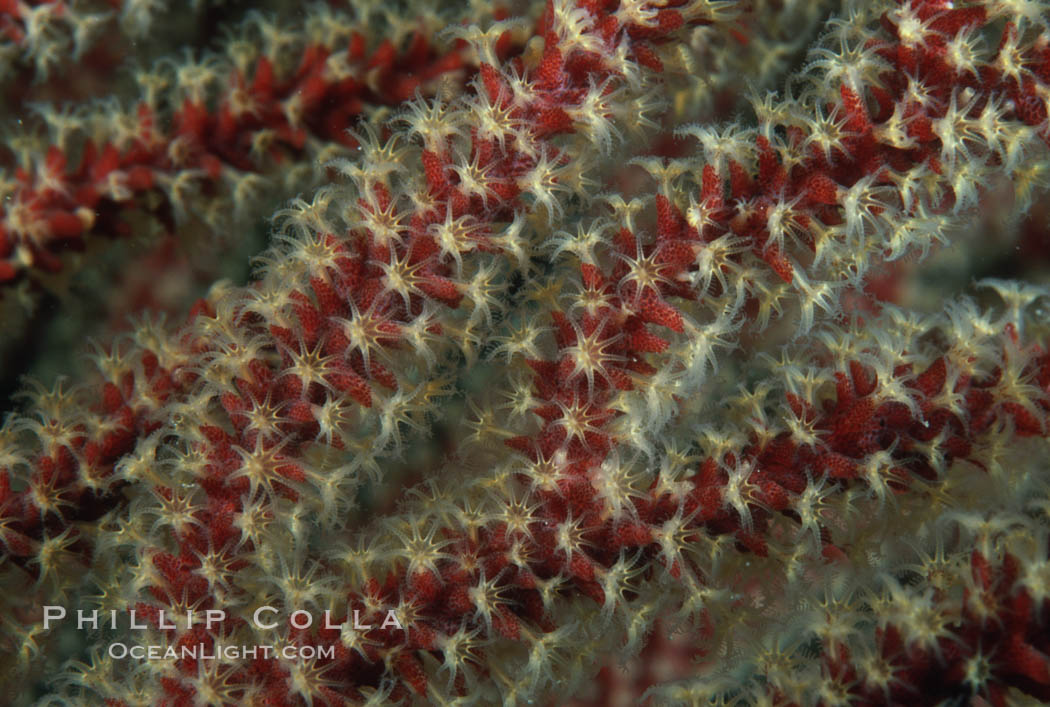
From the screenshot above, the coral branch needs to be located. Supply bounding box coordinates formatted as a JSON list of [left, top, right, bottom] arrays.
[[1, 0, 1049, 705]]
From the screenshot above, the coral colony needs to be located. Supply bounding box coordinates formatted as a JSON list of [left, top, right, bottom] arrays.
[[1, 0, 1050, 705]]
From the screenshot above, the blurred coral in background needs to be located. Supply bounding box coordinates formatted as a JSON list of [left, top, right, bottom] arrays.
[[1, 0, 1050, 705]]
